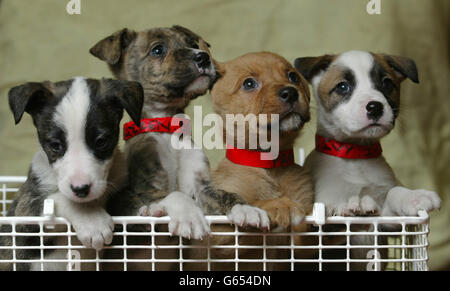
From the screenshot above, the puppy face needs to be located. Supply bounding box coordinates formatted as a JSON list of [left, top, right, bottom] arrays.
[[8, 78, 143, 203], [90, 25, 215, 110], [212, 52, 310, 144], [295, 50, 418, 140]]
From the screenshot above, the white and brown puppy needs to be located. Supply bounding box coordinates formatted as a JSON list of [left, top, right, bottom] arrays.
[[295, 50, 441, 269], [0, 77, 143, 270], [295, 50, 441, 217], [90, 26, 266, 242]]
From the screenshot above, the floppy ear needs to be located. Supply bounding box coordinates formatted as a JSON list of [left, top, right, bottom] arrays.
[[198, 38, 211, 52], [213, 60, 226, 79], [206, 59, 224, 90], [104, 79, 144, 126], [294, 55, 334, 82], [382, 54, 419, 83], [89, 28, 136, 65], [8, 82, 53, 124]]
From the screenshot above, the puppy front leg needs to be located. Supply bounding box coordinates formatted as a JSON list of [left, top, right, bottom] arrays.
[[198, 185, 270, 230], [48, 194, 114, 251], [176, 138, 211, 199], [382, 186, 441, 217], [140, 191, 211, 240], [253, 196, 308, 230], [177, 139, 269, 229]]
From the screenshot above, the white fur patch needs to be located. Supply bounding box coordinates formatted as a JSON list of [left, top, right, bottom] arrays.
[[52, 77, 110, 202]]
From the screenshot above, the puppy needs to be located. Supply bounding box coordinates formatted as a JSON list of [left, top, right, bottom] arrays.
[[0, 77, 144, 271], [295, 50, 441, 269], [199, 52, 314, 270], [91, 26, 267, 270]]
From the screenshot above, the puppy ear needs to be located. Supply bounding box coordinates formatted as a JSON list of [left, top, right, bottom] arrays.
[[8, 82, 53, 124], [90, 28, 136, 65], [294, 55, 334, 82], [198, 38, 211, 52], [213, 60, 226, 79], [104, 79, 144, 126], [382, 54, 419, 83]]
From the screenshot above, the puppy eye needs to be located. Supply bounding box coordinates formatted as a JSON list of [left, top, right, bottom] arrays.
[[49, 141, 63, 154], [381, 77, 394, 94], [151, 44, 165, 57], [242, 78, 259, 91], [191, 43, 199, 49], [95, 136, 109, 150], [288, 72, 300, 85], [335, 82, 351, 95]]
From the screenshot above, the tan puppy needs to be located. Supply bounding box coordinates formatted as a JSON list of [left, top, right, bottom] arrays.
[[212, 52, 312, 225], [186, 52, 315, 271]]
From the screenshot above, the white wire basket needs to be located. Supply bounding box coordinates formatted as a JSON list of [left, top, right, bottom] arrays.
[[0, 176, 429, 271]]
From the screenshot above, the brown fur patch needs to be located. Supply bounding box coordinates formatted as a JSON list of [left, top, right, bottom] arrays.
[[316, 65, 355, 111]]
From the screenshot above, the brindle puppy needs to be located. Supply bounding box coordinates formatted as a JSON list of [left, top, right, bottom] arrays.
[[90, 26, 269, 270]]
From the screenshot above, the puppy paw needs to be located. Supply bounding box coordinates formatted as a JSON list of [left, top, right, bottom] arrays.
[[332, 196, 380, 216], [360, 195, 380, 215], [140, 191, 210, 240], [138, 204, 166, 217], [333, 201, 356, 216], [71, 209, 114, 251], [398, 189, 441, 216], [227, 204, 270, 230], [253, 197, 305, 229]]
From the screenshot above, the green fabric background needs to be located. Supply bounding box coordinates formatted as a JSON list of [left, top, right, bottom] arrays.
[[0, 0, 448, 270]]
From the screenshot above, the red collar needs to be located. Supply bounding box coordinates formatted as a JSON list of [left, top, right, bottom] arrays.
[[123, 117, 190, 141], [315, 135, 382, 159], [226, 147, 295, 168]]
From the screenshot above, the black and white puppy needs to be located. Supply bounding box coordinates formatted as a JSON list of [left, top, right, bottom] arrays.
[[0, 77, 143, 270], [295, 50, 441, 270]]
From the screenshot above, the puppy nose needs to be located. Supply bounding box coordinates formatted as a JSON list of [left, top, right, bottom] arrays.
[[366, 101, 384, 121], [278, 87, 299, 103], [70, 184, 91, 198], [194, 52, 211, 69]]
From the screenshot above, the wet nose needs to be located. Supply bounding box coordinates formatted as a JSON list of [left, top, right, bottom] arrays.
[[70, 184, 91, 198], [194, 52, 211, 69], [278, 87, 299, 104], [366, 101, 384, 121]]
